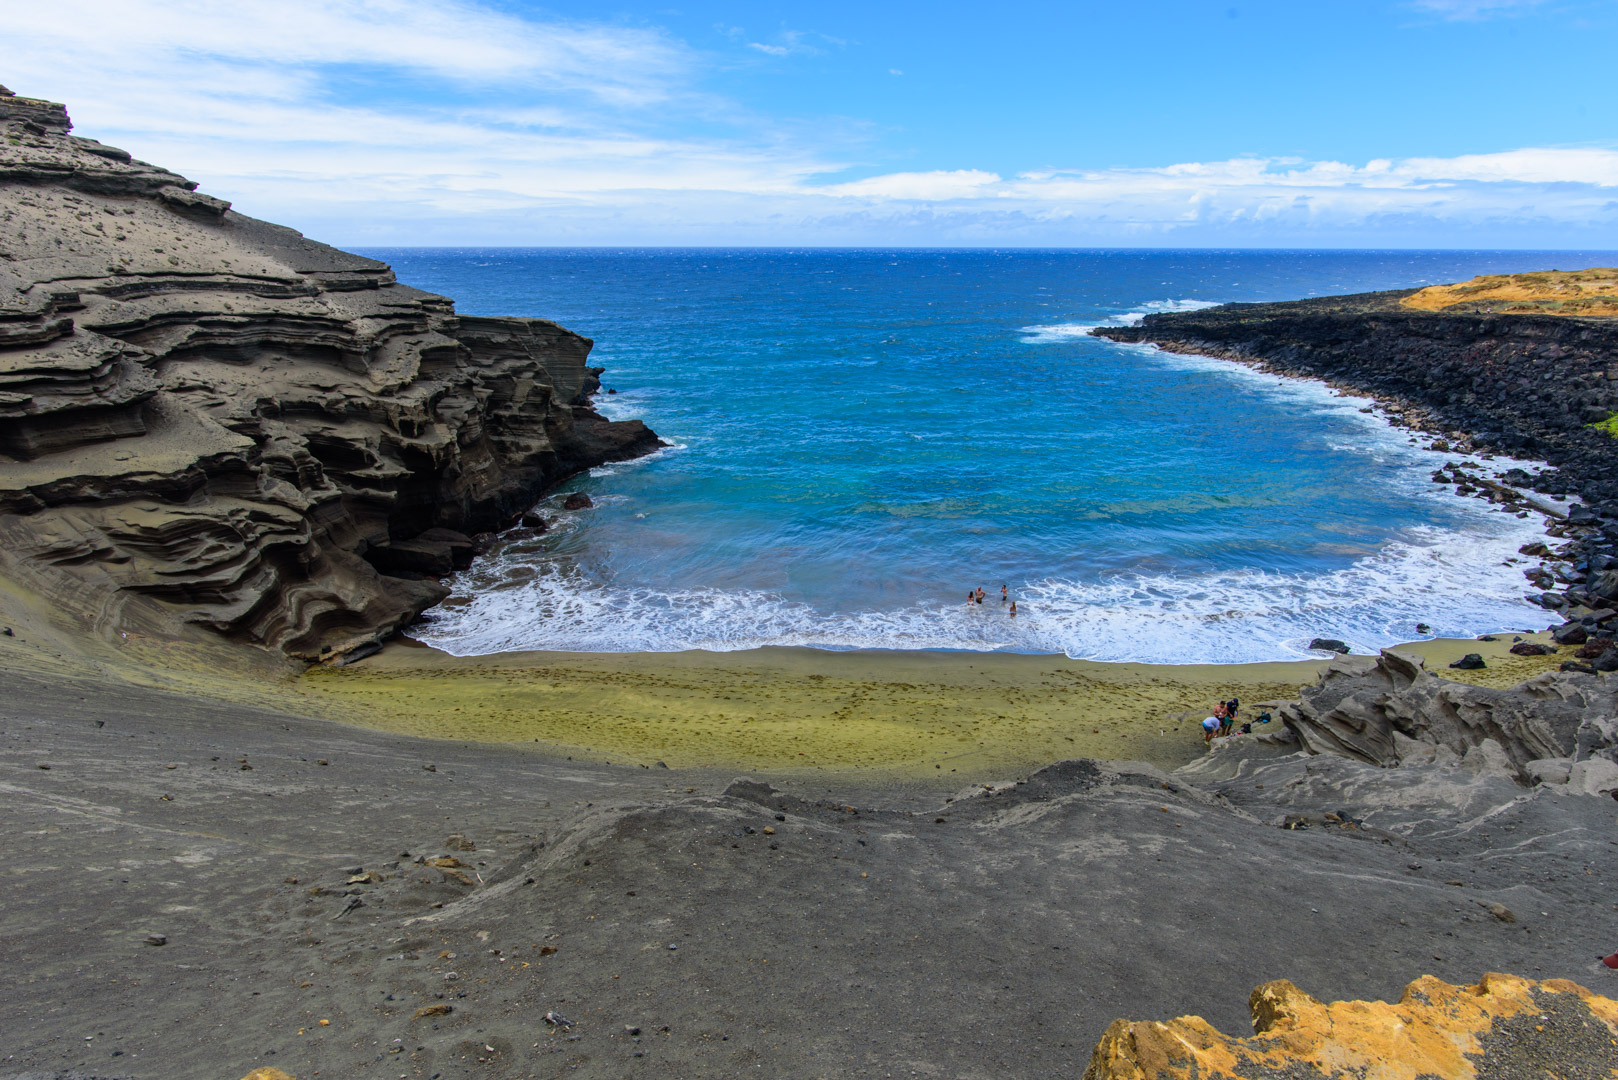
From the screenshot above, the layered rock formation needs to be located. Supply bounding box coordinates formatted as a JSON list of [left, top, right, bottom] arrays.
[[0, 87, 659, 659], [1082, 972, 1618, 1080], [1278, 649, 1618, 792]]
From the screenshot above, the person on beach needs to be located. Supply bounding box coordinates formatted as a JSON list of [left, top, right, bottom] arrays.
[[1202, 716, 1220, 743], [1221, 698, 1239, 737]]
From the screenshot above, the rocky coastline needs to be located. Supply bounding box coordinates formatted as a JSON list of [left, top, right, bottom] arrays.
[[0, 87, 660, 663], [4, 86, 1618, 1080], [1095, 291, 1618, 666]]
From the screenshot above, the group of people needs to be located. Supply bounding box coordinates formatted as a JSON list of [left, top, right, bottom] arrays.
[[1201, 698, 1272, 743], [967, 584, 1016, 617]]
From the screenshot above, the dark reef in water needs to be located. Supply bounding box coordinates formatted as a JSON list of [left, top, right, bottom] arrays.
[[0, 87, 661, 661]]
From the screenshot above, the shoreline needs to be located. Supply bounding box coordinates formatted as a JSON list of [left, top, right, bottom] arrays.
[[289, 630, 1572, 778]]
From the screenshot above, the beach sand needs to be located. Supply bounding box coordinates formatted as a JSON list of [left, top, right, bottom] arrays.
[[0, 570, 1570, 781], [290, 631, 1570, 779]]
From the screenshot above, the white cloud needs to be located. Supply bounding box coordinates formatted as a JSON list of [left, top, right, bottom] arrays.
[[5, 0, 1617, 246], [1408, 0, 1549, 19], [9, 0, 691, 108], [824, 170, 1003, 200], [743, 29, 836, 58]]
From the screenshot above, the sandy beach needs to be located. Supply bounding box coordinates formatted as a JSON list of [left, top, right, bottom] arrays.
[[0, 559, 1570, 782]]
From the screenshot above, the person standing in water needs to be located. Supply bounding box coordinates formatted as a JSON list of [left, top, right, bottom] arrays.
[[975, 587, 985, 604], [1009, 601, 1017, 618], [1000, 584, 1008, 603]]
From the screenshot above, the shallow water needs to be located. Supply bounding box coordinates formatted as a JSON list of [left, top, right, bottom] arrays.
[[359, 248, 1614, 662]]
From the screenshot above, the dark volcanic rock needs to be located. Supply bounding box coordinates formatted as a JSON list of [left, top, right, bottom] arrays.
[[0, 90, 661, 660], [1553, 622, 1591, 645], [1510, 641, 1558, 656], [1307, 638, 1350, 654], [1448, 652, 1486, 669]]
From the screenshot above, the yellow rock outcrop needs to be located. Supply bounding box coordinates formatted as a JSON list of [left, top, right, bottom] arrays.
[[1082, 972, 1618, 1080], [1401, 269, 1618, 317]]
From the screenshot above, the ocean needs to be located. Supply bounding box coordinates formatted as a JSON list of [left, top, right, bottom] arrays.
[[356, 248, 1618, 663]]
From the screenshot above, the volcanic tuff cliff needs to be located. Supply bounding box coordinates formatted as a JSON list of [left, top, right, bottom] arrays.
[[0, 87, 660, 660]]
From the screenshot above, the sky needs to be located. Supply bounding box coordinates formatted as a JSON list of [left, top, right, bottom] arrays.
[[5, 0, 1618, 246]]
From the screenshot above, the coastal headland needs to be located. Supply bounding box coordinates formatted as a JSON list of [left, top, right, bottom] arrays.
[[4, 87, 1618, 1080]]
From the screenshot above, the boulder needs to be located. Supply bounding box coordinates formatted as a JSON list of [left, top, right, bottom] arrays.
[[1449, 652, 1486, 669], [1509, 641, 1557, 656], [1589, 570, 1618, 602], [1307, 638, 1350, 654], [1575, 637, 1613, 659], [1080, 973, 1618, 1080], [1552, 622, 1590, 645], [562, 492, 594, 511], [519, 511, 550, 531]]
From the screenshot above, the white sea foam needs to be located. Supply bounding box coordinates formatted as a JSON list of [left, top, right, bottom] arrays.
[[414, 512, 1551, 664], [1020, 299, 1222, 343]]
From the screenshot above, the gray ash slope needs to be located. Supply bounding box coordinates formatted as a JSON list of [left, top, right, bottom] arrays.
[[1097, 289, 1618, 655], [4, 646, 1618, 1080], [0, 87, 659, 661]]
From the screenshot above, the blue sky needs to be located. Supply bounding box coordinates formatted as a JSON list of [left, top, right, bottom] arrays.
[[8, 0, 1618, 246]]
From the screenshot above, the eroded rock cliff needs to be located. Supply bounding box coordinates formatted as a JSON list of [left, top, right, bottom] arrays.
[[0, 87, 660, 660]]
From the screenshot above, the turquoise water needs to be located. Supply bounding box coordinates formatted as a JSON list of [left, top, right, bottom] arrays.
[[361, 248, 1615, 663]]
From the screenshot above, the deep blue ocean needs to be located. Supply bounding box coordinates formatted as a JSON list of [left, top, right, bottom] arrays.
[[357, 248, 1618, 663]]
